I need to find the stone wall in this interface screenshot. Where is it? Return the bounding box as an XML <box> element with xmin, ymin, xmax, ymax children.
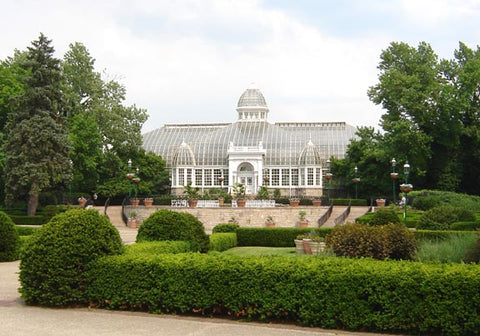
<box><xmin>124</xmin><ymin>205</ymin><xmax>329</xmax><ymax>233</ymax></box>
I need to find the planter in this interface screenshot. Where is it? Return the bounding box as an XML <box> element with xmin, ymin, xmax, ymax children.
<box><xmin>237</xmin><ymin>199</ymin><xmax>246</xmax><ymax>208</ymax></box>
<box><xmin>290</xmin><ymin>199</ymin><xmax>300</xmax><ymax>207</ymax></box>
<box><xmin>265</xmin><ymin>222</ymin><xmax>276</xmax><ymax>227</ymax></box>
<box><xmin>188</xmin><ymin>199</ymin><xmax>198</xmax><ymax>208</ymax></box>
<box><xmin>303</xmin><ymin>239</ymin><xmax>312</xmax><ymax>254</ymax></box>
<box><xmin>78</xmin><ymin>199</ymin><xmax>87</xmax><ymax>208</ymax></box>
<box><xmin>128</xmin><ymin>218</ymin><xmax>138</xmax><ymax>228</ymax></box>
<box><xmin>310</xmin><ymin>241</ymin><xmax>326</xmax><ymax>255</ymax></box>
<box><xmin>312</xmin><ymin>200</ymin><xmax>322</xmax><ymax>207</ymax></box>
<box><xmin>299</xmin><ymin>220</ymin><xmax>309</xmax><ymax>228</ymax></box>
<box><xmin>294</xmin><ymin>239</ymin><xmax>305</xmax><ymax>255</ymax></box>
<box><xmin>143</xmin><ymin>199</ymin><xmax>153</xmax><ymax>207</ymax></box>
<box><xmin>130</xmin><ymin>199</ymin><xmax>140</xmax><ymax>206</ymax></box>
<box><xmin>218</xmin><ymin>197</ymin><xmax>224</xmax><ymax>206</ymax></box>
<box><xmin>376</xmin><ymin>199</ymin><xmax>386</xmax><ymax>207</ymax></box>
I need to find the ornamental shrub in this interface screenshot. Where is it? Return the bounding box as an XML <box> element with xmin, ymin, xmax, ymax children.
<box><xmin>209</xmin><ymin>233</ymin><xmax>237</xmax><ymax>251</ymax></box>
<box><xmin>0</xmin><ymin>211</ymin><xmax>20</xmax><ymax>261</ymax></box>
<box><xmin>368</xmin><ymin>207</ymin><xmax>401</xmax><ymax>226</ymax></box>
<box><xmin>450</xmin><ymin>221</ymin><xmax>480</xmax><ymax>231</ymax></box>
<box><xmin>19</xmin><ymin>209</ymin><xmax>123</xmax><ymax>306</ymax></box>
<box><xmin>236</xmin><ymin>227</ymin><xmax>332</xmax><ymax>247</ymax></box>
<box><xmin>412</xmin><ymin>195</ymin><xmax>442</xmax><ymax>210</ymax></box>
<box><xmin>212</xmin><ymin>223</ymin><xmax>240</xmax><ymax>233</ymax></box>
<box><xmin>137</xmin><ymin>209</ymin><xmax>209</xmax><ymax>252</ymax></box>
<box><xmin>125</xmin><ymin>241</ymin><xmax>192</xmax><ymax>255</ymax></box>
<box><xmin>325</xmin><ymin>223</ymin><xmax>416</xmax><ymax>260</ymax></box>
<box><xmin>418</xmin><ymin>206</ymin><xmax>475</xmax><ymax>230</ymax></box>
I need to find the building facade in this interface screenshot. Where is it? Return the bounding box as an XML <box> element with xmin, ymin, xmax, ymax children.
<box><xmin>142</xmin><ymin>84</ymin><xmax>358</xmax><ymax>197</ymax></box>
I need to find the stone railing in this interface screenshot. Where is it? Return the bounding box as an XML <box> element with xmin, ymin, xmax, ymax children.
<box><xmin>232</xmin><ymin>200</ymin><xmax>276</xmax><ymax>208</ymax></box>
<box><xmin>171</xmin><ymin>200</ymin><xmax>188</xmax><ymax>207</ymax></box>
<box><xmin>197</xmin><ymin>200</ymin><xmax>220</xmax><ymax>208</ymax></box>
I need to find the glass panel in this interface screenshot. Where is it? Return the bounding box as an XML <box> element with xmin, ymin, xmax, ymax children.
<box><xmin>307</xmin><ymin>168</ymin><xmax>314</xmax><ymax>186</ymax></box>
<box><xmin>292</xmin><ymin>169</ymin><xmax>299</xmax><ymax>186</ymax></box>
<box><xmin>214</xmin><ymin>169</ymin><xmax>222</xmax><ymax>186</ymax></box>
<box><xmin>204</xmin><ymin>169</ymin><xmax>212</xmax><ymax>186</ymax></box>
<box><xmin>195</xmin><ymin>169</ymin><xmax>202</xmax><ymax>186</ymax></box>
<box><xmin>272</xmin><ymin>169</ymin><xmax>280</xmax><ymax>186</ymax></box>
<box><xmin>282</xmin><ymin>168</ymin><xmax>290</xmax><ymax>186</ymax></box>
<box><xmin>186</xmin><ymin>169</ymin><xmax>192</xmax><ymax>186</ymax></box>
<box><xmin>178</xmin><ymin>169</ymin><xmax>185</xmax><ymax>186</ymax></box>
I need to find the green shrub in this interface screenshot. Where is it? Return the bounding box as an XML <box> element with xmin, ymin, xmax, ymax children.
<box><xmin>464</xmin><ymin>236</ymin><xmax>480</xmax><ymax>263</ymax></box>
<box><xmin>332</xmin><ymin>198</ymin><xmax>368</xmax><ymax>206</ymax></box>
<box><xmin>19</xmin><ymin>209</ymin><xmax>123</xmax><ymax>306</ymax></box>
<box><xmin>410</xmin><ymin>189</ymin><xmax>480</xmax><ymax>212</ymax></box>
<box><xmin>125</xmin><ymin>241</ymin><xmax>192</xmax><ymax>255</ymax></box>
<box><xmin>412</xmin><ymin>195</ymin><xmax>442</xmax><ymax>210</ymax></box>
<box><xmin>87</xmin><ymin>253</ymin><xmax>480</xmax><ymax>335</ymax></box>
<box><xmin>418</xmin><ymin>206</ymin><xmax>476</xmax><ymax>230</ymax></box>
<box><xmin>0</xmin><ymin>211</ymin><xmax>20</xmax><ymax>261</ymax></box>
<box><xmin>8</xmin><ymin>215</ymin><xmax>47</xmax><ymax>225</ymax></box>
<box><xmin>40</xmin><ymin>204</ymin><xmax>72</xmax><ymax>219</ymax></box>
<box><xmin>415</xmin><ymin>232</ymin><xmax>479</xmax><ymax>263</ymax></box>
<box><xmin>450</xmin><ymin>221</ymin><xmax>480</xmax><ymax>231</ymax></box>
<box><xmin>209</xmin><ymin>233</ymin><xmax>237</xmax><ymax>252</ymax></box>
<box><xmin>137</xmin><ymin>209</ymin><xmax>209</xmax><ymax>253</ymax></box>
<box><xmin>212</xmin><ymin>223</ymin><xmax>240</xmax><ymax>233</ymax></box>
<box><xmin>15</xmin><ymin>226</ymin><xmax>40</xmax><ymax>236</ymax></box>
<box><xmin>325</xmin><ymin>223</ymin><xmax>416</xmax><ymax>260</ymax></box>
<box><xmin>299</xmin><ymin>198</ymin><xmax>313</xmax><ymax>206</ymax></box>
<box><xmin>368</xmin><ymin>207</ymin><xmax>401</xmax><ymax>226</ymax></box>
<box><xmin>413</xmin><ymin>230</ymin><xmax>477</xmax><ymax>242</ymax></box>
<box><xmin>236</xmin><ymin>228</ymin><xmax>333</xmax><ymax>247</ymax></box>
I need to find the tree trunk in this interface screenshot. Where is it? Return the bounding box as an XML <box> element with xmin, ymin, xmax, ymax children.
<box><xmin>27</xmin><ymin>192</ymin><xmax>39</xmax><ymax>216</ymax></box>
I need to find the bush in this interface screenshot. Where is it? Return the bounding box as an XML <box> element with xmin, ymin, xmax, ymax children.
<box><xmin>450</xmin><ymin>221</ymin><xmax>480</xmax><ymax>231</ymax></box>
<box><xmin>325</xmin><ymin>223</ymin><xmax>416</xmax><ymax>260</ymax></box>
<box><xmin>332</xmin><ymin>198</ymin><xmax>368</xmax><ymax>206</ymax></box>
<box><xmin>8</xmin><ymin>215</ymin><xmax>47</xmax><ymax>225</ymax></box>
<box><xmin>137</xmin><ymin>209</ymin><xmax>209</xmax><ymax>253</ymax></box>
<box><xmin>87</xmin><ymin>253</ymin><xmax>480</xmax><ymax>335</ymax></box>
<box><xmin>212</xmin><ymin>223</ymin><xmax>240</xmax><ymax>233</ymax></box>
<box><xmin>410</xmin><ymin>189</ymin><xmax>480</xmax><ymax>212</ymax></box>
<box><xmin>125</xmin><ymin>241</ymin><xmax>192</xmax><ymax>255</ymax></box>
<box><xmin>0</xmin><ymin>211</ymin><xmax>20</xmax><ymax>261</ymax></box>
<box><xmin>19</xmin><ymin>209</ymin><xmax>123</xmax><ymax>306</ymax></box>
<box><xmin>236</xmin><ymin>228</ymin><xmax>333</xmax><ymax>247</ymax></box>
<box><xmin>15</xmin><ymin>226</ymin><xmax>40</xmax><ymax>236</ymax></box>
<box><xmin>368</xmin><ymin>207</ymin><xmax>401</xmax><ymax>226</ymax></box>
<box><xmin>415</xmin><ymin>232</ymin><xmax>479</xmax><ymax>264</ymax></box>
<box><xmin>464</xmin><ymin>236</ymin><xmax>480</xmax><ymax>263</ymax></box>
<box><xmin>209</xmin><ymin>233</ymin><xmax>237</xmax><ymax>252</ymax></box>
<box><xmin>413</xmin><ymin>230</ymin><xmax>477</xmax><ymax>242</ymax></box>
<box><xmin>418</xmin><ymin>206</ymin><xmax>476</xmax><ymax>230</ymax></box>
<box><xmin>412</xmin><ymin>195</ymin><xmax>442</xmax><ymax>210</ymax></box>
<box><xmin>40</xmin><ymin>204</ymin><xmax>72</xmax><ymax>220</ymax></box>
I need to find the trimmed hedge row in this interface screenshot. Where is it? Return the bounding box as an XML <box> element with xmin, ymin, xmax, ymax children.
<box><xmin>124</xmin><ymin>241</ymin><xmax>192</xmax><ymax>255</ymax></box>
<box><xmin>9</xmin><ymin>215</ymin><xmax>48</xmax><ymax>225</ymax></box>
<box><xmin>450</xmin><ymin>221</ymin><xmax>480</xmax><ymax>231</ymax></box>
<box><xmin>15</xmin><ymin>226</ymin><xmax>41</xmax><ymax>236</ymax></box>
<box><xmin>209</xmin><ymin>233</ymin><xmax>237</xmax><ymax>252</ymax></box>
<box><xmin>87</xmin><ymin>254</ymin><xmax>480</xmax><ymax>335</ymax></box>
<box><xmin>236</xmin><ymin>228</ymin><xmax>333</xmax><ymax>247</ymax></box>
<box><xmin>413</xmin><ymin>230</ymin><xmax>479</xmax><ymax>241</ymax></box>
<box><xmin>332</xmin><ymin>198</ymin><xmax>368</xmax><ymax>206</ymax></box>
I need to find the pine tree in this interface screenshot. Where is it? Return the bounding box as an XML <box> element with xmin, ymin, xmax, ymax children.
<box><xmin>3</xmin><ymin>33</ymin><xmax>71</xmax><ymax>215</ymax></box>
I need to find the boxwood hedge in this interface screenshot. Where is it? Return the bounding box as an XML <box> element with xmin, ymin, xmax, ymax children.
<box><xmin>236</xmin><ymin>228</ymin><xmax>333</xmax><ymax>247</ymax></box>
<box><xmin>87</xmin><ymin>253</ymin><xmax>480</xmax><ymax>336</ymax></box>
<box><xmin>209</xmin><ymin>233</ymin><xmax>237</xmax><ymax>252</ymax></box>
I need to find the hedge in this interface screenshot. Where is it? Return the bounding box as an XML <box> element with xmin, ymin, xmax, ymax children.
<box><xmin>450</xmin><ymin>221</ymin><xmax>480</xmax><ymax>231</ymax></box>
<box><xmin>413</xmin><ymin>230</ymin><xmax>479</xmax><ymax>242</ymax></box>
<box><xmin>87</xmin><ymin>254</ymin><xmax>480</xmax><ymax>335</ymax></box>
<box><xmin>15</xmin><ymin>226</ymin><xmax>40</xmax><ymax>236</ymax></box>
<box><xmin>332</xmin><ymin>198</ymin><xmax>368</xmax><ymax>206</ymax></box>
<box><xmin>209</xmin><ymin>233</ymin><xmax>237</xmax><ymax>252</ymax></box>
<box><xmin>125</xmin><ymin>241</ymin><xmax>192</xmax><ymax>255</ymax></box>
<box><xmin>236</xmin><ymin>228</ymin><xmax>333</xmax><ymax>247</ymax></box>
<box><xmin>9</xmin><ymin>215</ymin><xmax>47</xmax><ymax>225</ymax></box>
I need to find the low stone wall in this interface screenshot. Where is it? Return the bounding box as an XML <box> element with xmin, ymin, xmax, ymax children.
<box><xmin>124</xmin><ymin>206</ymin><xmax>330</xmax><ymax>233</ymax></box>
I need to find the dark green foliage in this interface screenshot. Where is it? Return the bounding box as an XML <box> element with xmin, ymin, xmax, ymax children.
<box><xmin>19</xmin><ymin>209</ymin><xmax>123</xmax><ymax>306</ymax></box>
<box><xmin>332</xmin><ymin>198</ymin><xmax>368</xmax><ymax>206</ymax></box>
<box><xmin>8</xmin><ymin>215</ymin><xmax>47</xmax><ymax>225</ymax></box>
<box><xmin>464</xmin><ymin>237</ymin><xmax>480</xmax><ymax>263</ymax></box>
<box><xmin>0</xmin><ymin>211</ymin><xmax>20</xmax><ymax>261</ymax></box>
<box><xmin>412</xmin><ymin>195</ymin><xmax>442</xmax><ymax>210</ymax></box>
<box><xmin>299</xmin><ymin>198</ymin><xmax>313</xmax><ymax>206</ymax></box>
<box><xmin>125</xmin><ymin>241</ymin><xmax>192</xmax><ymax>255</ymax></box>
<box><xmin>87</xmin><ymin>253</ymin><xmax>480</xmax><ymax>336</ymax></box>
<box><xmin>236</xmin><ymin>228</ymin><xmax>333</xmax><ymax>247</ymax></box>
<box><xmin>413</xmin><ymin>230</ymin><xmax>478</xmax><ymax>242</ymax></box>
<box><xmin>418</xmin><ymin>206</ymin><xmax>476</xmax><ymax>230</ymax></box>
<box><xmin>325</xmin><ymin>223</ymin><xmax>416</xmax><ymax>260</ymax></box>
<box><xmin>368</xmin><ymin>207</ymin><xmax>401</xmax><ymax>226</ymax></box>
<box><xmin>450</xmin><ymin>221</ymin><xmax>480</xmax><ymax>231</ymax></box>
<box><xmin>136</xmin><ymin>209</ymin><xmax>209</xmax><ymax>253</ymax></box>
<box><xmin>212</xmin><ymin>223</ymin><xmax>240</xmax><ymax>233</ymax></box>
<box><xmin>209</xmin><ymin>233</ymin><xmax>237</xmax><ymax>252</ymax></box>
<box><xmin>15</xmin><ymin>226</ymin><xmax>40</xmax><ymax>236</ymax></box>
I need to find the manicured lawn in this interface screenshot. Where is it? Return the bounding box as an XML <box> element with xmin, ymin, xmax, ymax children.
<box><xmin>222</xmin><ymin>246</ymin><xmax>296</xmax><ymax>256</ymax></box>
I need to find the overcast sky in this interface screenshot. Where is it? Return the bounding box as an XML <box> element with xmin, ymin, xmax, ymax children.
<box><xmin>2</xmin><ymin>0</ymin><xmax>480</xmax><ymax>133</ymax></box>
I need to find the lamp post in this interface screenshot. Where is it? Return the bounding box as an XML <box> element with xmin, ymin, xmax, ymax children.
<box><xmin>399</xmin><ymin>162</ymin><xmax>413</xmax><ymax>227</ymax></box>
<box><xmin>325</xmin><ymin>159</ymin><xmax>333</xmax><ymax>202</ymax></box>
<box><xmin>126</xmin><ymin>159</ymin><xmax>134</xmax><ymax>198</ymax></box>
<box><xmin>68</xmin><ymin>159</ymin><xmax>73</xmax><ymax>204</ymax></box>
<box><xmin>352</xmin><ymin>166</ymin><xmax>360</xmax><ymax>199</ymax></box>
<box><xmin>132</xmin><ymin>167</ymin><xmax>141</xmax><ymax>199</ymax></box>
<box><xmin>390</xmin><ymin>158</ymin><xmax>399</xmax><ymax>204</ymax></box>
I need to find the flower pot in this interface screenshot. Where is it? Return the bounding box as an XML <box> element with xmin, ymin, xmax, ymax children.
<box><xmin>294</xmin><ymin>239</ymin><xmax>305</xmax><ymax>255</ymax></box>
<box><xmin>237</xmin><ymin>199</ymin><xmax>246</xmax><ymax>207</ymax></box>
<box><xmin>78</xmin><ymin>199</ymin><xmax>87</xmax><ymax>208</ymax></box>
<box><xmin>299</xmin><ymin>220</ymin><xmax>309</xmax><ymax>228</ymax></box>
<box><xmin>303</xmin><ymin>239</ymin><xmax>312</xmax><ymax>254</ymax></box>
<box><xmin>130</xmin><ymin>199</ymin><xmax>140</xmax><ymax>206</ymax></box>
<box><xmin>309</xmin><ymin>242</ymin><xmax>326</xmax><ymax>255</ymax></box>
<box><xmin>290</xmin><ymin>199</ymin><xmax>300</xmax><ymax>207</ymax></box>
<box><xmin>143</xmin><ymin>199</ymin><xmax>153</xmax><ymax>207</ymax></box>
<box><xmin>376</xmin><ymin>199</ymin><xmax>386</xmax><ymax>207</ymax></box>
<box><xmin>312</xmin><ymin>200</ymin><xmax>322</xmax><ymax>207</ymax></box>
<box><xmin>218</xmin><ymin>197</ymin><xmax>224</xmax><ymax>206</ymax></box>
<box><xmin>265</xmin><ymin>222</ymin><xmax>275</xmax><ymax>227</ymax></box>
<box><xmin>128</xmin><ymin>218</ymin><xmax>137</xmax><ymax>228</ymax></box>
<box><xmin>188</xmin><ymin>199</ymin><xmax>198</xmax><ymax>208</ymax></box>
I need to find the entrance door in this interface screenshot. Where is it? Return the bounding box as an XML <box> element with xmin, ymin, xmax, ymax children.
<box><xmin>237</xmin><ymin>162</ymin><xmax>255</xmax><ymax>195</ymax></box>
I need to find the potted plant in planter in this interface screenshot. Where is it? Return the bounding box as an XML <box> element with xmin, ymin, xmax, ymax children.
<box><xmin>298</xmin><ymin>210</ymin><xmax>309</xmax><ymax>227</ymax></box>
<box><xmin>265</xmin><ymin>215</ymin><xmax>275</xmax><ymax>227</ymax></box>
<box><xmin>290</xmin><ymin>198</ymin><xmax>300</xmax><ymax>207</ymax></box>
<box><xmin>78</xmin><ymin>196</ymin><xmax>87</xmax><ymax>208</ymax></box>
<box><xmin>128</xmin><ymin>211</ymin><xmax>138</xmax><ymax>228</ymax></box>
<box><xmin>312</xmin><ymin>198</ymin><xmax>322</xmax><ymax>207</ymax></box>
<box><xmin>143</xmin><ymin>197</ymin><xmax>153</xmax><ymax>207</ymax></box>
<box><xmin>228</xmin><ymin>217</ymin><xmax>238</xmax><ymax>225</ymax></box>
<box><xmin>294</xmin><ymin>233</ymin><xmax>306</xmax><ymax>255</ymax></box>
<box><xmin>184</xmin><ymin>185</ymin><xmax>200</xmax><ymax>207</ymax></box>
<box><xmin>308</xmin><ymin>231</ymin><xmax>325</xmax><ymax>255</ymax></box>
<box><xmin>376</xmin><ymin>198</ymin><xmax>386</xmax><ymax>207</ymax></box>
<box><xmin>233</xmin><ymin>183</ymin><xmax>246</xmax><ymax>207</ymax></box>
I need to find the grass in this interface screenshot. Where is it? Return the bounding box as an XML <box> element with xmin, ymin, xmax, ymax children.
<box><xmin>222</xmin><ymin>246</ymin><xmax>296</xmax><ymax>256</ymax></box>
<box><xmin>414</xmin><ymin>232</ymin><xmax>478</xmax><ymax>263</ymax></box>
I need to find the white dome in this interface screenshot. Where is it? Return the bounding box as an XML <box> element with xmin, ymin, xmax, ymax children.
<box><xmin>236</xmin><ymin>83</ymin><xmax>269</xmax><ymax>121</ymax></box>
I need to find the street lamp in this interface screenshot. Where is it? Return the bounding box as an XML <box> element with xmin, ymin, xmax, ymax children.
<box><xmin>399</xmin><ymin>162</ymin><xmax>413</xmax><ymax>227</ymax></box>
<box><xmin>132</xmin><ymin>167</ymin><xmax>141</xmax><ymax>199</ymax></box>
<box><xmin>68</xmin><ymin>159</ymin><xmax>73</xmax><ymax>204</ymax></box>
<box><xmin>126</xmin><ymin>159</ymin><xmax>134</xmax><ymax>198</ymax></box>
<box><xmin>352</xmin><ymin>166</ymin><xmax>360</xmax><ymax>199</ymax></box>
<box><xmin>390</xmin><ymin>158</ymin><xmax>399</xmax><ymax>204</ymax></box>
<box><xmin>325</xmin><ymin>159</ymin><xmax>333</xmax><ymax>202</ymax></box>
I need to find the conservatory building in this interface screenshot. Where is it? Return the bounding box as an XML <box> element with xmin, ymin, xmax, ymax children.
<box><xmin>142</xmin><ymin>84</ymin><xmax>358</xmax><ymax>197</ymax></box>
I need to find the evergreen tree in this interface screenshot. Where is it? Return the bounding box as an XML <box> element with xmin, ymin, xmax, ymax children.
<box><xmin>3</xmin><ymin>33</ymin><xmax>71</xmax><ymax>215</ymax></box>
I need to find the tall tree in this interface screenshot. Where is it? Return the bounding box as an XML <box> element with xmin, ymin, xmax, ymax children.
<box><xmin>3</xmin><ymin>33</ymin><xmax>70</xmax><ymax>214</ymax></box>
